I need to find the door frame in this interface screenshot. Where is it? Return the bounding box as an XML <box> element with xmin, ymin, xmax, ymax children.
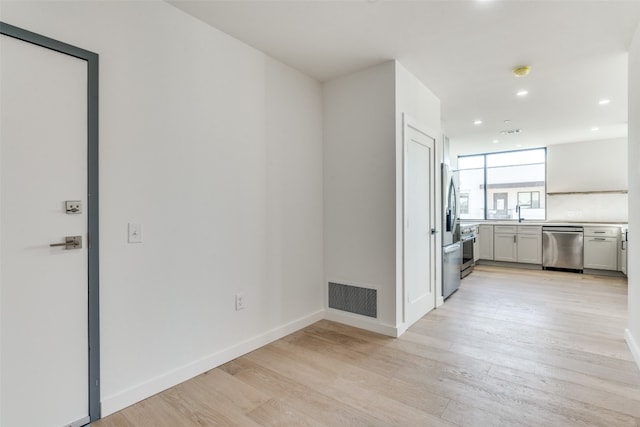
<box><xmin>0</xmin><ymin>22</ymin><xmax>101</xmax><ymax>421</ymax></box>
<box><xmin>402</xmin><ymin>113</ymin><xmax>437</xmax><ymax>325</ymax></box>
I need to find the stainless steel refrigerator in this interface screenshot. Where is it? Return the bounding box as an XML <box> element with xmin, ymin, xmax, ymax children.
<box><xmin>442</xmin><ymin>163</ymin><xmax>461</xmax><ymax>299</ymax></box>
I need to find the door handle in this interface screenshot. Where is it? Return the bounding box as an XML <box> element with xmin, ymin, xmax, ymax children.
<box><xmin>50</xmin><ymin>235</ymin><xmax>82</xmax><ymax>249</ymax></box>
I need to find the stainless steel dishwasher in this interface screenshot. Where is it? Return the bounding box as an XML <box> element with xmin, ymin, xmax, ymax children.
<box><xmin>542</xmin><ymin>226</ymin><xmax>584</xmax><ymax>271</ymax></box>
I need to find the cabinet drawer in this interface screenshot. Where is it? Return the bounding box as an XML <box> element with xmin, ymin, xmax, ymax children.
<box><xmin>494</xmin><ymin>225</ymin><xmax>517</xmax><ymax>234</ymax></box>
<box><xmin>517</xmin><ymin>226</ymin><xmax>542</xmax><ymax>235</ymax></box>
<box><xmin>584</xmin><ymin>227</ymin><xmax>618</xmax><ymax>237</ymax></box>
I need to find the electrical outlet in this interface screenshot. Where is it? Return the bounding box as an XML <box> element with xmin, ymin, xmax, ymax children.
<box><xmin>235</xmin><ymin>293</ymin><xmax>245</xmax><ymax>311</ymax></box>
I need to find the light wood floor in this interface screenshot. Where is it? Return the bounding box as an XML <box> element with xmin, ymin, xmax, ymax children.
<box><xmin>93</xmin><ymin>265</ymin><xmax>639</xmax><ymax>426</ymax></box>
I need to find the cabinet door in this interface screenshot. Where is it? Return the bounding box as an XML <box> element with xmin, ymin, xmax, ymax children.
<box><xmin>517</xmin><ymin>233</ymin><xmax>542</xmax><ymax>264</ymax></box>
<box><xmin>478</xmin><ymin>225</ymin><xmax>494</xmax><ymax>260</ymax></box>
<box><xmin>494</xmin><ymin>233</ymin><xmax>517</xmax><ymax>262</ymax></box>
<box><xmin>584</xmin><ymin>237</ymin><xmax>618</xmax><ymax>270</ymax></box>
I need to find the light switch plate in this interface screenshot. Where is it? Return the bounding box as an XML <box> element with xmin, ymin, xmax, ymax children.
<box><xmin>128</xmin><ymin>223</ymin><xmax>142</xmax><ymax>243</ymax></box>
<box><xmin>235</xmin><ymin>293</ymin><xmax>245</xmax><ymax>311</ymax></box>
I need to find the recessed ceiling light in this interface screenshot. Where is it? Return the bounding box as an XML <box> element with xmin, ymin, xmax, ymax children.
<box><xmin>516</xmin><ymin>144</ymin><xmax>522</xmax><ymax>148</ymax></box>
<box><xmin>474</xmin><ymin>120</ymin><xmax>483</xmax><ymax>125</ymax></box>
<box><xmin>598</xmin><ymin>99</ymin><xmax>611</xmax><ymax>105</ymax></box>
<box><xmin>504</xmin><ymin>119</ymin><xmax>512</xmax><ymax>124</ymax></box>
<box><xmin>493</xmin><ymin>139</ymin><xmax>499</xmax><ymax>144</ymax></box>
<box><xmin>516</xmin><ymin>90</ymin><xmax>529</xmax><ymax>97</ymax></box>
<box><xmin>591</xmin><ymin>127</ymin><xmax>599</xmax><ymax>131</ymax></box>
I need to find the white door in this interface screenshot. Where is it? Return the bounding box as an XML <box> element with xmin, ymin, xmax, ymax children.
<box><xmin>403</xmin><ymin>116</ymin><xmax>436</xmax><ymax>325</ymax></box>
<box><xmin>1</xmin><ymin>34</ymin><xmax>90</xmax><ymax>427</ymax></box>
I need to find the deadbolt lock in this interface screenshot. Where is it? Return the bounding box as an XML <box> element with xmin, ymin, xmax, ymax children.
<box><xmin>65</xmin><ymin>200</ymin><xmax>82</xmax><ymax>214</ymax></box>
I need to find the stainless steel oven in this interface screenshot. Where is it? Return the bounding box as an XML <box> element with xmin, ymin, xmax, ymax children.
<box><xmin>460</xmin><ymin>224</ymin><xmax>477</xmax><ymax>278</ymax></box>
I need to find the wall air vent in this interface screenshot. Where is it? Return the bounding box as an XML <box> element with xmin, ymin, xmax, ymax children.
<box><xmin>500</xmin><ymin>129</ymin><xmax>522</xmax><ymax>135</ymax></box>
<box><xmin>328</xmin><ymin>282</ymin><xmax>377</xmax><ymax>318</ymax></box>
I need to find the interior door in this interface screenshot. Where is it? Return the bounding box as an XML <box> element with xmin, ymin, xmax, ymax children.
<box><xmin>0</xmin><ymin>33</ymin><xmax>90</xmax><ymax>427</ymax></box>
<box><xmin>403</xmin><ymin>117</ymin><xmax>436</xmax><ymax>325</ymax></box>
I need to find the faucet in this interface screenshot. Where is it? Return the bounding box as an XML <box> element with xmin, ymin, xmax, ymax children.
<box><xmin>516</xmin><ymin>204</ymin><xmax>529</xmax><ymax>222</ymax></box>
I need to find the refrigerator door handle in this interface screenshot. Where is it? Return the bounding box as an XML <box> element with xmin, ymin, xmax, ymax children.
<box><xmin>444</xmin><ymin>243</ymin><xmax>461</xmax><ymax>254</ymax></box>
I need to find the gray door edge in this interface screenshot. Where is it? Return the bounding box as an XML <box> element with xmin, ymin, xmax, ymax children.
<box><xmin>0</xmin><ymin>22</ymin><xmax>101</xmax><ymax>422</ymax></box>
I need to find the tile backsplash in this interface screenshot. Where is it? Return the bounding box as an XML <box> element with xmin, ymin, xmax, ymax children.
<box><xmin>547</xmin><ymin>193</ymin><xmax>628</xmax><ymax>223</ymax></box>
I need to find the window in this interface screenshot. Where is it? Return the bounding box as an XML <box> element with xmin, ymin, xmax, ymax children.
<box><xmin>517</xmin><ymin>191</ymin><xmax>540</xmax><ymax>209</ymax></box>
<box><xmin>458</xmin><ymin>155</ymin><xmax>485</xmax><ymax>220</ymax></box>
<box><xmin>460</xmin><ymin>193</ymin><xmax>469</xmax><ymax>214</ymax></box>
<box><xmin>458</xmin><ymin>148</ymin><xmax>546</xmax><ymax>221</ymax></box>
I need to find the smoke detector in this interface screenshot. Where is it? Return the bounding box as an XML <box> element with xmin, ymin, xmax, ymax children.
<box><xmin>512</xmin><ymin>66</ymin><xmax>531</xmax><ymax>77</ymax></box>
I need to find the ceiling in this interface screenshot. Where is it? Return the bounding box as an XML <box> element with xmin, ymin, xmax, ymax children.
<box><xmin>168</xmin><ymin>0</ymin><xmax>640</xmax><ymax>154</ymax></box>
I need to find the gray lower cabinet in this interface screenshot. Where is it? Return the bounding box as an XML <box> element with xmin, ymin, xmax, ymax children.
<box><xmin>516</xmin><ymin>226</ymin><xmax>542</xmax><ymax>264</ymax></box>
<box><xmin>477</xmin><ymin>224</ymin><xmax>623</xmax><ymax>271</ymax></box>
<box><xmin>584</xmin><ymin>227</ymin><xmax>618</xmax><ymax>271</ymax></box>
<box><xmin>478</xmin><ymin>224</ymin><xmax>494</xmax><ymax>260</ymax></box>
<box><xmin>494</xmin><ymin>226</ymin><xmax>517</xmax><ymax>262</ymax></box>
<box><xmin>494</xmin><ymin>225</ymin><xmax>542</xmax><ymax>264</ymax></box>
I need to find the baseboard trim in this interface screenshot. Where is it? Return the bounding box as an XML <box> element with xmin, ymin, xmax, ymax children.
<box><xmin>100</xmin><ymin>309</ymin><xmax>324</xmax><ymax>417</ymax></box>
<box><xmin>625</xmin><ymin>328</ymin><xmax>640</xmax><ymax>371</ymax></box>
<box><xmin>324</xmin><ymin>308</ymin><xmax>399</xmax><ymax>337</ymax></box>
<box><xmin>583</xmin><ymin>268</ymin><xmax>626</xmax><ymax>278</ymax></box>
<box><xmin>476</xmin><ymin>260</ymin><xmax>543</xmax><ymax>270</ymax></box>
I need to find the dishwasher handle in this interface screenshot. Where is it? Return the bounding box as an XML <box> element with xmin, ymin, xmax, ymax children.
<box><xmin>542</xmin><ymin>227</ymin><xmax>584</xmax><ymax>233</ymax></box>
<box><xmin>543</xmin><ymin>230</ymin><xmax>584</xmax><ymax>236</ymax></box>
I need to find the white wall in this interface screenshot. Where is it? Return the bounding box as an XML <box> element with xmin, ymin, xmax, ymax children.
<box><xmin>0</xmin><ymin>0</ymin><xmax>324</xmax><ymax>416</ymax></box>
<box><xmin>394</xmin><ymin>62</ymin><xmax>443</xmax><ymax>328</ymax></box>
<box><xmin>547</xmin><ymin>193</ymin><xmax>628</xmax><ymax>223</ymax></box>
<box><xmin>323</xmin><ymin>61</ymin><xmax>441</xmax><ymax>336</ymax></box>
<box><xmin>323</xmin><ymin>61</ymin><xmax>397</xmax><ymax>334</ymax></box>
<box><xmin>626</xmin><ymin>22</ymin><xmax>640</xmax><ymax>369</ymax></box>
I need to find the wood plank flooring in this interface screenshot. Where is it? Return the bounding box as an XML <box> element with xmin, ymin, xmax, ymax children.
<box><xmin>92</xmin><ymin>266</ymin><xmax>638</xmax><ymax>426</ymax></box>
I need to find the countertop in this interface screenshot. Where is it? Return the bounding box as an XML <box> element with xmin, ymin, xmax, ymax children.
<box><xmin>462</xmin><ymin>221</ymin><xmax>628</xmax><ymax>228</ymax></box>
